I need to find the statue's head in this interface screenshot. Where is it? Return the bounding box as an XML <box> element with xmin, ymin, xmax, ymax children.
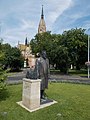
<box><xmin>36</xmin><ymin>52</ymin><xmax>40</xmax><ymax>58</ymax></box>
<box><xmin>41</xmin><ymin>50</ymin><xmax>47</xmax><ymax>59</ymax></box>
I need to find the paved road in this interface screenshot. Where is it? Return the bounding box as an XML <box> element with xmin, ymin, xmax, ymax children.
<box><xmin>6</xmin><ymin>69</ymin><xmax>26</xmax><ymax>84</ymax></box>
<box><xmin>50</xmin><ymin>74</ymin><xmax>90</xmax><ymax>84</ymax></box>
<box><xmin>6</xmin><ymin>69</ymin><xmax>90</xmax><ymax>84</ymax></box>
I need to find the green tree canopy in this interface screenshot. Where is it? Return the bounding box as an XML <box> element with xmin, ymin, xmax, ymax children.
<box><xmin>1</xmin><ymin>44</ymin><xmax>24</xmax><ymax>71</ymax></box>
<box><xmin>62</xmin><ymin>28</ymin><xmax>87</xmax><ymax>69</ymax></box>
<box><xmin>30</xmin><ymin>28</ymin><xmax>88</xmax><ymax>73</ymax></box>
<box><xmin>0</xmin><ymin>40</ymin><xmax>6</xmax><ymax>90</ymax></box>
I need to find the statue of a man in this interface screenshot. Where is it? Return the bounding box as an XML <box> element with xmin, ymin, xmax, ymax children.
<box><xmin>26</xmin><ymin>51</ymin><xmax>50</xmax><ymax>99</ymax></box>
<box><xmin>37</xmin><ymin>51</ymin><xmax>50</xmax><ymax>99</ymax></box>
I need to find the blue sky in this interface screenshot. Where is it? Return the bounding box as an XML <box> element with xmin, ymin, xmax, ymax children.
<box><xmin>0</xmin><ymin>0</ymin><xmax>90</xmax><ymax>46</ymax></box>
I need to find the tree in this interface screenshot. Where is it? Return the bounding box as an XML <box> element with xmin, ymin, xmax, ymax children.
<box><xmin>30</xmin><ymin>31</ymin><xmax>52</xmax><ymax>53</ymax></box>
<box><xmin>0</xmin><ymin>41</ymin><xmax>6</xmax><ymax>90</ymax></box>
<box><xmin>30</xmin><ymin>28</ymin><xmax>87</xmax><ymax>73</ymax></box>
<box><xmin>30</xmin><ymin>32</ymin><xmax>58</xmax><ymax>64</ymax></box>
<box><xmin>2</xmin><ymin>44</ymin><xmax>24</xmax><ymax>71</ymax></box>
<box><xmin>30</xmin><ymin>32</ymin><xmax>69</xmax><ymax>73</ymax></box>
<box><xmin>51</xmin><ymin>34</ymin><xmax>70</xmax><ymax>73</ymax></box>
<box><xmin>62</xmin><ymin>28</ymin><xmax>87</xmax><ymax>70</ymax></box>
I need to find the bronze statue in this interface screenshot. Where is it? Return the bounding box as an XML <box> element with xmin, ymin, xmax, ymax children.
<box><xmin>26</xmin><ymin>51</ymin><xmax>50</xmax><ymax>99</ymax></box>
<box><xmin>37</xmin><ymin>51</ymin><xmax>50</xmax><ymax>99</ymax></box>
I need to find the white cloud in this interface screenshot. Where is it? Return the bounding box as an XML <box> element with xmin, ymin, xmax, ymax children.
<box><xmin>52</xmin><ymin>0</ymin><xmax>90</xmax><ymax>33</ymax></box>
<box><xmin>2</xmin><ymin>0</ymin><xmax>86</xmax><ymax>46</ymax></box>
<box><xmin>20</xmin><ymin>19</ymin><xmax>36</xmax><ymax>30</ymax></box>
<box><xmin>45</xmin><ymin>0</ymin><xmax>73</xmax><ymax>30</ymax></box>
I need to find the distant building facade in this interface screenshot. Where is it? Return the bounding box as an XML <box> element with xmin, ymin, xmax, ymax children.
<box><xmin>17</xmin><ymin>37</ymin><xmax>35</xmax><ymax>67</ymax></box>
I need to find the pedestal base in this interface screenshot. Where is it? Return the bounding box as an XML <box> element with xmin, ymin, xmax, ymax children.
<box><xmin>17</xmin><ymin>100</ymin><xmax>57</xmax><ymax>112</ymax></box>
<box><xmin>22</xmin><ymin>78</ymin><xmax>41</xmax><ymax>110</ymax></box>
<box><xmin>17</xmin><ymin>78</ymin><xmax>57</xmax><ymax>112</ymax></box>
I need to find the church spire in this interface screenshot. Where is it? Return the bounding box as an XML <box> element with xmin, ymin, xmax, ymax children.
<box><xmin>25</xmin><ymin>37</ymin><xmax>28</xmax><ymax>46</ymax></box>
<box><xmin>38</xmin><ymin>5</ymin><xmax>46</xmax><ymax>34</ymax></box>
<box><xmin>41</xmin><ymin>5</ymin><xmax>44</xmax><ymax>19</ymax></box>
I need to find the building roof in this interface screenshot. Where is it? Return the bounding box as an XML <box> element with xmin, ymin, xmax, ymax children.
<box><xmin>18</xmin><ymin>44</ymin><xmax>27</xmax><ymax>51</ymax></box>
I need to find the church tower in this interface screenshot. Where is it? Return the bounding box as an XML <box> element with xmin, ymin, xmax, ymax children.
<box><xmin>38</xmin><ymin>5</ymin><xmax>46</xmax><ymax>33</ymax></box>
<box><xmin>25</xmin><ymin>37</ymin><xmax>28</xmax><ymax>46</ymax></box>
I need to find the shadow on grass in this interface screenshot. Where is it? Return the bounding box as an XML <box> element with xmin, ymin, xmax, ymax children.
<box><xmin>0</xmin><ymin>89</ymin><xmax>9</xmax><ymax>101</ymax></box>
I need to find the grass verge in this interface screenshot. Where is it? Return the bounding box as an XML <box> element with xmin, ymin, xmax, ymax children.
<box><xmin>0</xmin><ymin>83</ymin><xmax>90</xmax><ymax>120</ymax></box>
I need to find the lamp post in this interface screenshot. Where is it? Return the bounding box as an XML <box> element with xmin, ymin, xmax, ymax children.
<box><xmin>85</xmin><ymin>28</ymin><xmax>90</xmax><ymax>78</ymax></box>
<box><xmin>0</xmin><ymin>22</ymin><xmax>1</xmax><ymax>39</ymax></box>
<box><xmin>88</xmin><ymin>35</ymin><xmax>90</xmax><ymax>78</ymax></box>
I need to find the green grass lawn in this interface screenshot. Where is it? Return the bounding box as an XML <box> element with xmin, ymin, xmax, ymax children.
<box><xmin>69</xmin><ymin>69</ymin><xmax>88</xmax><ymax>77</ymax></box>
<box><xmin>50</xmin><ymin>69</ymin><xmax>88</xmax><ymax>77</ymax></box>
<box><xmin>0</xmin><ymin>83</ymin><xmax>90</xmax><ymax>120</ymax></box>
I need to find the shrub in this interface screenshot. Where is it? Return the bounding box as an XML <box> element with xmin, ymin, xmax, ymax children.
<box><xmin>0</xmin><ymin>67</ymin><xmax>7</xmax><ymax>91</ymax></box>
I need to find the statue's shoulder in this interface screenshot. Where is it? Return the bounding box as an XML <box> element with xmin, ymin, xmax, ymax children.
<box><xmin>38</xmin><ymin>57</ymin><xmax>43</xmax><ymax>62</ymax></box>
<box><xmin>36</xmin><ymin>58</ymin><xmax>41</xmax><ymax>64</ymax></box>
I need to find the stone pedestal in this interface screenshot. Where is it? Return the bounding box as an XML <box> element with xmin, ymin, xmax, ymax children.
<box><xmin>22</xmin><ymin>78</ymin><xmax>41</xmax><ymax>110</ymax></box>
